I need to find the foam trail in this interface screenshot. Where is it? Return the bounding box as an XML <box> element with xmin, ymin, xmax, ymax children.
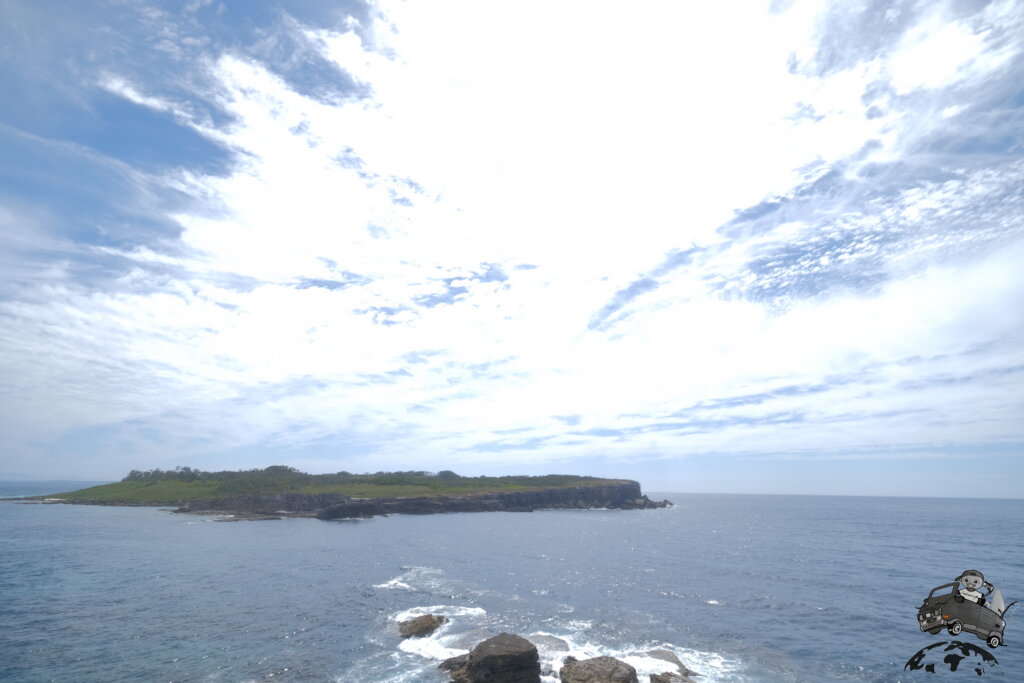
<box><xmin>374</xmin><ymin>566</ymin><xmax>443</xmax><ymax>591</ymax></box>
<box><xmin>527</xmin><ymin>628</ymin><xmax>749</xmax><ymax>682</ymax></box>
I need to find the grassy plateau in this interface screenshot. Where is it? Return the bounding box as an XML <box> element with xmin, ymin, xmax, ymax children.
<box><xmin>41</xmin><ymin>466</ymin><xmax>628</xmax><ymax>505</ymax></box>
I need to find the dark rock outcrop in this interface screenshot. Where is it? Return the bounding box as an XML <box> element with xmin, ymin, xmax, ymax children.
<box><xmin>176</xmin><ymin>492</ymin><xmax>353</xmax><ymax>515</ymax></box>
<box><xmin>646</xmin><ymin>649</ymin><xmax>701</xmax><ymax>681</ymax></box>
<box><xmin>650</xmin><ymin>674</ymin><xmax>690</xmax><ymax>683</ymax></box>
<box><xmin>651</xmin><ymin>672</ymin><xmax>703</xmax><ymax>683</ymax></box>
<box><xmin>560</xmin><ymin>655</ymin><xmax>638</xmax><ymax>683</ymax></box>
<box><xmin>317</xmin><ymin>482</ymin><xmax>670</xmax><ymax>521</ymax></box>
<box><xmin>213</xmin><ymin>514</ymin><xmax>282</xmax><ymax>522</ymax></box>
<box><xmin>398</xmin><ymin>614</ymin><xmax>447</xmax><ymax>638</ymax></box>
<box><xmin>440</xmin><ymin>632</ymin><xmax>541</xmax><ymax>682</ymax></box>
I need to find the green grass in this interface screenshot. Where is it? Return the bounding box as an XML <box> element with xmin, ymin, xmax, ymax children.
<box><xmin>296</xmin><ymin>481</ymin><xmax>609</xmax><ymax>498</ymax></box>
<box><xmin>43</xmin><ymin>468</ymin><xmax>628</xmax><ymax>505</ymax></box>
<box><xmin>47</xmin><ymin>480</ymin><xmax>221</xmax><ymax>503</ymax></box>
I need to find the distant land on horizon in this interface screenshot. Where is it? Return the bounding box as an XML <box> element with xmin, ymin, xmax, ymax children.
<box><xmin>0</xmin><ymin>473</ymin><xmax>114</xmax><ymax>483</ymax></box>
<box><xmin>0</xmin><ymin>479</ymin><xmax>113</xmax><ymax>500</ymax></box>
<box><xmin>26</xmin><ymin>466</ymin><xmax>639</xmax><ymax>506</ymax></box>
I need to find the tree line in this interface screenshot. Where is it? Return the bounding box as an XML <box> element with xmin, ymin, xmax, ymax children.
<box><xmin>119</xmin><ymin>466</ymin><xmax>606</xmax><ymax>493</ymax></box>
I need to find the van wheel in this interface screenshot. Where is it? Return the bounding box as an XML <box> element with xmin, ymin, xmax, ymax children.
<box><xmin>928</xmin><ymin>627</ymin><xmax>942</xmax><ymax>635</ymax></box>
<box><xmin>948</xmin><ymin>622</ymin><xmax>962</xmax><ymax>636</ymax></box>
<box><xmin>987</xmin><ymin>634</ymin><xmax>1001</xmax><ymax>648</ymax></box>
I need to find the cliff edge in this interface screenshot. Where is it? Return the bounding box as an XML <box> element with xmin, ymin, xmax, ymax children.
<box><xmin>173</xmin><ymin>481</ymin><xmax>670</xmax><ymax>519</ymax></box>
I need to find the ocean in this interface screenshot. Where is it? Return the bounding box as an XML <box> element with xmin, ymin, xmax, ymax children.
<box><xmin>1</xmin><ymin>485</ymin><xmax>1022</xmax><ymax>682</ymax></box>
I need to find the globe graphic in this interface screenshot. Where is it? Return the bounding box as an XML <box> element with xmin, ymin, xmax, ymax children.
<box><xmin>905</xmin><ymin>640</ymin><xmax>999</xmax><ymax>676</ymax></box>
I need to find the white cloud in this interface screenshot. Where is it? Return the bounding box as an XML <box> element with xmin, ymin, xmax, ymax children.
<box><xmin>99</xmin><ymin>75</ymin><xmax>182</xmax><ymax>115</ymax></box>
<box><xmin>888</xmin><ymin>8</ymin><xmax>1019</xmax><ymax>95</ymax></box>
<box><xmin>2</xmin><ymin>0</ymin><xmax>1023</xmax><ymax>481</ymax></box>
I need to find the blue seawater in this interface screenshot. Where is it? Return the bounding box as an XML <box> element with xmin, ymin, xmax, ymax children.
<box><xmin>1</xmin><ymin>493</ymin><xmax>1022</xmax><ymax>682</ymax></box>
<box><xmin>0</xmin><ymin>481</ymin><xmax>109</xmax><ymax>499</ymax></box>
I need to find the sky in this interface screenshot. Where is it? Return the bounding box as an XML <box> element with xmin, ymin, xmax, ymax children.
<box><xmin>1</xmin><ymin>0</ymin><xmax>1023</xmax><ymax>496</ymax></box>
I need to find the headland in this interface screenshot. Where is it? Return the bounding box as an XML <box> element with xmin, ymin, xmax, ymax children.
<box><xmin>26</xmin><ymin>466</ymin><xmax>671</xmax><ymax>520</ymax></box>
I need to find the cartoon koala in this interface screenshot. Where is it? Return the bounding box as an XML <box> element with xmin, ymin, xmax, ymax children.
<box><xmin>956</xmin><ymin>569</ymin><xmax>993</xmax><ymax>607</ymax></box>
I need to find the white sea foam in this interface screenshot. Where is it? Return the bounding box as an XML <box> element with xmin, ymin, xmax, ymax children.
<box><xmin>392</xmin><ymin>605</ymin><xmax>487</xmax><ymax>623</ymax></box>
<box><xmin>335</xmin><ymin>662</ymin><xmax>438</xmax><ymax>683</ymax></box>
<box><xmin>382</xmin><ymin>610</ymin><xmax>748</xmax><ymax>682</ymax></box>
<box><xmin>381</xmin><ymin>588</ymin><xmax>747</xmax><ymax>682</ymax></box>
<box><xmin>523</xmin><ymin>624</ymin><xmax>748</xmax><ymax>683</ymax></box>
<box><xmin>373</xmin><ymin>566</ymin><xmax>443</xmax><ymax>591</ymax></box>
<box><xmin>390</xmin><ymin>605</ymin><xmax>488</xmax><ymax>667</ymax></box>
<box><xmin>397</xmin><ymin>634</ymin><xmax>467</xmax><ymax>661</ymax></box>
<box><xmin>560</xmin><ymin>619</ymin><xmax>592</xmax><ymax>630</ymax></box>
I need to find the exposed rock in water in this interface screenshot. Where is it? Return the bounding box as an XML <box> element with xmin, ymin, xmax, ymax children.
<box><xmin>529</xmin><ymin>634</ymin><xmax>572</xmax><ymax>678</ymax></box>
<box><xmin>528</xmin><ymin>634</ymin><xmax>570</xmax><ymax>653</ymax></box>
<box><xmin>646</xmin><ymin>650</ymin><xmax>702</xmax><ymax>679</ymax></box>
<box><xmin>560</xmin><ymin>655</ymin><xmax>638</xmax><ymax>682</ymax></box>
<box><xmin>528</xmin><ymin>634</ymin><xmax>577</xmax><ymax>679</ymax></box>
<box><xmin>646</xmin><ymin>650</ymin><xmax>683</xmax><ymax>669</ymax></box>
<box><xmin>213</xmin><ymin>514</ymin><xmax>282</xmax><ymax>522</ymax></box>
<box><xmin>440</xmin><ymin>632</ymin><xmax>541</xmax><ymax>682</ymax></box>
<box><xmin>398</xmin><ymin>614</ymin><xmax>447</xmax><ymax>638</ymax></box>
<box><xmin>447</xmin><ymin>628</ymin><xmax>500</xmax><ymax>651</ymax></box>
<box><xmin>650</xmin><ymin>674</ymin><xmax>693</xmax><ymax>683</ymax></box>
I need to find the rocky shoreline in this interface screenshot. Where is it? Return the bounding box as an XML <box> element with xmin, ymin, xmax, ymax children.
<box><xmin>21</xmin><ymin>481</ymin><xmax>671</xmax><ymax>521</ymax></box>
<box><xmin>175</xmin><ymin>481</ymin><xmax>670</xmax><ymax>520</ymax></box>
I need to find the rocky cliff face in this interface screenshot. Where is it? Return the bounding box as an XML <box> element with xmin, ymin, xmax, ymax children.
<box><xmin>317</xmin><ymin>482</ymin><xmax>670</xmax><ymax>521</ymax></box>
<box><xmin>176</xmin><ymin>492</ymin><xmax>352</xmax><ymax>514</ymax></box>
<box><xmin>174</xmin><ymin>481</ymin><xmax>671</xmax><ymax>518</ymax></box>
<box><xmin>174</xmin><ymin>481</ymin><xmax>671</xmax><ymax>519</ymax></box>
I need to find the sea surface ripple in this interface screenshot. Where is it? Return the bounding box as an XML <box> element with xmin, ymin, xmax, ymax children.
<box><xmin>1</xmin><ymin>488</ymin><xmax>1022</xmax><ymax>681</ymax></box>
